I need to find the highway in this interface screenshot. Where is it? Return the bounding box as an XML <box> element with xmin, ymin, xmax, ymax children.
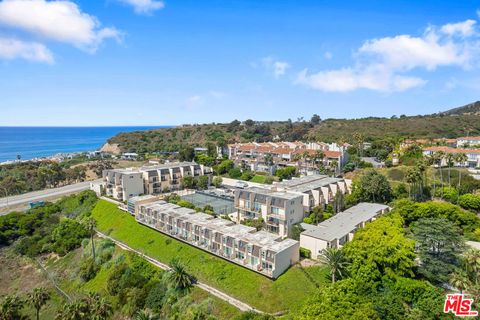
<box><xmin>0</xmin><ymin>180</ymin><xmax>101</xmax><ymax>214</ymax></box>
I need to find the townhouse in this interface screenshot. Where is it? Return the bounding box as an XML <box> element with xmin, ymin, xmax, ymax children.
<box><xmin>423</xmin><ymin>146</ymin><xmax>480</xmax><ymax>168</ymax></box>
<box><xmin>233</xmin><ymin>175</ymin><xmax>352</xmax><ymax>237</ymax></box>
<box><xmin>136</xmin><ymin>200</ymin><xmax>299</xmax><ymax>278</ymax></box>
<box><xmin>456</xmin><ymin>136</ymin><xmax>480</xmax><ymax>148</ymax></box>
<box><xmin>234</xmin><ymin>187</ymin><xmax>304</xmax><ymax>237</ymax></box>
<box><xmin>103</xmin><ymin>162</ymin><xmax>213</xmax><ymax>201</ymax></box>
<box><xmin>227</xmin><ymin>141</ymin><xmax>349</xmax><ymax>173</ymax></box>
<box><xmin>274</xmin><ymin>174</ymin><xmax>351</xmax><ymax>213</ymax></box>
<box><xmin>300</xmin><ymin>203</ymin><xmax>390</xmax><ymax>259</ymax></box>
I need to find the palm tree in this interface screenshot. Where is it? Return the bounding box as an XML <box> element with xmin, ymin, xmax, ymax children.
<box><xmin>455</xmin><ymin>153</ymin><xmax>468</xmax><ymax>199</ymax></box>
<box><xmin>318</xmin><ymin>247</ymin><xmax>349</xmax><ymax>283</ymax></box>
<box><xmin>434</xmin><ymin>151</ymin><xmax>446</xmax><ymax>198</ymax></box>
<box><xmin>330</xmin><ymin>160</ymin><xmax>339</xmax><ymax>177</ymax></box>
<box><xmin>87</xmin><ymin>293</ymin><xmax>112</xmax><ymax>320</ymax></box>
<box><xmin>84</xmin><ymin>218</ymin><xmax>97</xmax><ymax>261</ymax></box>
<box><xmin>166</xmin><ymin>259</ymin><xmax>196</xmax><ymax>292</ymax></box>
<box><xmin>314</xmin><ymin>150</ymin><xmax>325</xmax><ymax>169</ymax></box>
<box><xmin>464</xmin><ymin>249</ymin><xmax>480</xmax><ymax>286</ymax></box>
<box><xmin>55</xmin><ymin>300</ymin><xmax>90</xmax><ymax>320</ymax></box>
<box><xmin>405</xmin><ymin>166</ymin><xmax>421</xmax><ymax>200</ymax></box>
<box><xmin>28</xmin><ymin>288</ymin><xmax>50</xmax><ymax>320</ymax></box>
<box><xmin>450</xmin><ymin>271</ymin><xmax>470</xmax><ymax>293</ymax></box>
<box><xmin>0</xmin><ymin>295</ymin><xmax>26</xmax><ymax>320</ymax></box>
<box><xmin>446</xmin><ymin>153</ymin><xmax>455</xmax><ymax>185</ymax></box>
<box><xmin>134</xmin><ymin>310</ymin><xmax>160</xmax><ymax>320</ymax></box>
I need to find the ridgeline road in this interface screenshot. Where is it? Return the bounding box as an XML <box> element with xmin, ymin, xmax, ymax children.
<box><xmin>0</xmin><ymin>180</ymin><xmax>101</xmax><ymax>215</ymax></box>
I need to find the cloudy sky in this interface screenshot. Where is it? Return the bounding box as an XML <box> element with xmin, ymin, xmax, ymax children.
<box><xmin>1</xmin><ymin>0</ymin><xmax>480</xmax><ymax>126</ymax></box>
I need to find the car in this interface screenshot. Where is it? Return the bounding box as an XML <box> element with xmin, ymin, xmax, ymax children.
<box><xmin>235</xmin><ymin>181</ymin><xmax>249</xmax><ymax>189</ymax></box>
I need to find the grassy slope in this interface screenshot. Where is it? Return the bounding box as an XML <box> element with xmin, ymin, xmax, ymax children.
<box><xmin>92</xmin><ymin>200</ymin><xmax>329</xmax><ymax>313</ymax></box>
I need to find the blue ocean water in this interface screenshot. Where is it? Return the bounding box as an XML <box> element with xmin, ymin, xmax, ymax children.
<box><xmin>0</xmin><ymin>127</ymin><xmax>167</xmax><ymax>162</ymax></box>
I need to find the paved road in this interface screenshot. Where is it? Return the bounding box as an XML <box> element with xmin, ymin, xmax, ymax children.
<box><xmin>0</xmin><ymin>179</ymin><xmax>101</xmax><ymax>214</ymax></box>
<box><xmin>96</xmin><ymin>230</ymin><xmax>263</xmax><ymax>313</ymax></box>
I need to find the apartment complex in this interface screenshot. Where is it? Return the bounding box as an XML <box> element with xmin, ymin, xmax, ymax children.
<box><xmin>300</xmin><ymin>203</ymin><xmax>390</xmax><ymax>259</ymax></box>
<box><xmin>135</xmin><ymin>200</ymin><xmax>299</xmax><ymax>278</ymax></box>
<box><xmin>234</xmin><ymin>174</ymin><xmax>351</xmax><ymax>237</ymax></box>
<box><xmin>227</xmin><ymin>141</ymin><xmax>349</xmax><ymax>173</ymax></box>
<box><xmin>273</xmin><ymin>174</ymin><xmax>351</xmax><ymax>212</ymax></box>
<box><xmin>456</xmin><ymin>136</ymin><xmax>480</xmax><ymax>148</ymax></box>
<box><xmin>423</xmin><ymin>146</ymin><xmax>480</xmax><ymax>168</ymax></box>
<box><xmin>234</xmin><ymin>187</ymin><xmax>304</xmax><ymax>237</ymax></box>
<box><xmin>104</xmin><ymin>169</ymin><xmax>144</xmax><ymax>201</ymax></box>
<box><xmin>103</xmin><ymin>162</ymin><xmax>213</xmax><ymax>201</ymax></box>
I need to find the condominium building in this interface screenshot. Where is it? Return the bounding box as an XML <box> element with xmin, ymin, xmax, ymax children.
<box><xmin>141</xmin><ymin>162</ymin><xmax>213</xmax><ymax>194</ymax></box>
<box><xmin>273</xmin><ymin>174</ymin><xmax>351</xmax><ymax>213</ymax></box>
<box><xmin>300</xmin><ymin>203</ymin><xmax>390</xmax><ymax>259</ymax></box>
<box><xmin>233</xmin><ymin>175</ymin><xmax>352</xmax><ymax>237</ymax></box>
<box><xmin>456</xmin><ymin>136</ymin><xmax>480</xmax><ymax>148</ymax></box>
<box><xmin>136</xmin><ymin>200</ymin><xmax>299</xmax><ymax>278</ymax></box>
<box><xmin>423</xmin><ymin>146</ymin><xmax>480</xmax><ymax>168</ymax></box>
<box><xmin>103</xmin><ymin>162</ymin><xmax>213</xmax><ymax>201</ymax></box>
<box><xmin>234</xmin><ymin>187</ymin><xmax>304</xmax><ymax>237</ymax></box>
<box><xmin>227</xmin><ymin>141</ymin><xmax>349</xmax><ymax>173</ymax></box>
<box><xmin>104</xmin><ymin>169</ymin><xmax>144</xmax><ymax>201</ymax></box>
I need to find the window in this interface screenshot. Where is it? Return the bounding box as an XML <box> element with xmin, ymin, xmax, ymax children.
<box><xmin>271</xmin><ymin>207</ymin><xmax>279</xmax><ymax>215</ymax></box>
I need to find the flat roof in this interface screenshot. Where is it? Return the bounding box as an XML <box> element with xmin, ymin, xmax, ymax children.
<box><xmin>301</xmin><ymin>203</ymin><xmax>390</xmax><ymax>242</ymax></box>
<box><xmin>239</xmin><ymin>186</ymin><xmax>302</xmax><ymax>200</ymax></box>
<box><xmin>140</xmin><ymin>162</ymin><xmax>201</xmax><ymax>171</ymax></box>
<box><xmin>277</xmin><ymin>175</ymin><xmax>345</xmax><ymax>193</ymax></box>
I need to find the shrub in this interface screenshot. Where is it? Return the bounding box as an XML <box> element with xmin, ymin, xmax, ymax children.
<box><xmin>300</xmin><ymin>248</ymin><xmax>311</xmax><ymax>259</ymax></box>
<box><xmin>79</xmin><ymin>257</ymin><xmax>100</xmax><ymax>281</ymax></box>
<box><xmin>458</xmin><ymin>193</ymin><xmax>480</xmax><ymax>212</ymax></box>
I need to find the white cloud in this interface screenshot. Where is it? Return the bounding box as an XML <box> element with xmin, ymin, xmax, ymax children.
<box><xmin>118</xmin><ymin>0</ymin><xmax>165</xmax><ymax>15</ymax></box>
<box><xmin>0</xmin><ymin>0</ymin><xmax>121</xmax><ymax>52</ymax></box>
<box><xmin>261</xmin><ymin>56</ymin><xmax>290</xmax><ymax>78</ymax></box>
<box><xmin>297</xmin><ymin>17</ymin><xmax>480</xmax><ymax>92</ymax></box>
<box><xmin>324</xmin><ymin>51</ymin><xmax>333</xmax><ymax>59</ymax></box>
<box><xmin>0</xmin><ymin>36</ymin><xmax>53</xmax><ymax>63</ymax></box>
<box><xmin>440</xmin><ymin>19</ymin><xmax>476</xmax><ymax>37</ymax></box>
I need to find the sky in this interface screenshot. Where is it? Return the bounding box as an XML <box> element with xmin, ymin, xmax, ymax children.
<box><xmin>1</xmin><ymin>0</ymin><xmax>480</xmax><ymax>126</ymax></box>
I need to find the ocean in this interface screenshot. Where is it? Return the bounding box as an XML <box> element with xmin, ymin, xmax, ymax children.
<box><xmin>0</xmin><ymin>126</ymin><xmax>167</xmax><ymax>162</ymax></box>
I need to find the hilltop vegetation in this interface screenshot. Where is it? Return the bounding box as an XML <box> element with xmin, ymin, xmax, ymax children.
<box><xmin>107</xmin><ymin>110</ymin><xmax>480</xmax><ymax>153</ymax></box>
<box><xmin>440</xmin><ymin>100</ymin><xmax>480</xmax><ymax>116</ymax></box>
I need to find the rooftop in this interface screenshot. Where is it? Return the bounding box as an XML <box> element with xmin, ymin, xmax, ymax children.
<box><xmin>140</xmin><ymin>200</ymin><xmax>298</xmax><ymax>253</ymax></box>
<box><xmin>239</xmin><ymin>186</ymin><xmax>302</xmax><ymax>200</ymax></box>
<box><xmin>301</xmin><ymin>203</ymin><xmax>390</xmax><ymax>241</ymax></box>
<box><xmin>276</xmin><ymin>174</ymin><xmax>345</xmax><ymax>193</ymax></box>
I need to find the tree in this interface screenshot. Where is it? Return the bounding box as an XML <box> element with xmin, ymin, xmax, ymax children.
<box><xmin>195</xmin><ymin>176</ymin><xmax>209</xmax><ymax>190</ymax></box>
<box><xmin>412</xmin><ymin>218</ymin><xmax>464</xmax><ymax>284</ymax></box>
<box><xmin>84</xmin><ymin>218</ymin><xmax>97</xmax><ymax>261</ymax></box>
<box><xmin>450</xmin><ymin>270</ymin><xmax>469</xmax><ymax>293</ymax></box>
<box><xmin>212</xmin><ymin>176</ymin><xmax>223</xmax><ymax>188</ymax></box>
<box><xmin>51</xmin><ymin>219</ymin><xmax>89</xmax><ymax>255</ymax></box>
<box><xmin>446</xmin><ymin>153</ymin><xmax>455</xmax><ymax>185</ymax></box>
<box><xmin>228</xmin><ymin>168</ymin><xmax>242</xmax><ymax>179</ymax></box>
<box><xmin>166</xmin><ymin>259</ymin><xmax>196</xmax><ymax>292</ymax></box>
<box><xmin>343</xmin><ymin>213</ymin><xmax>415</xmax><ymax>282</ymax></box>
<box><xmin>351</xmin><ymin>170</ymin><xmax>392</xmax><ymax>203</ymax></box>
<box><xmin>263</xmin><ymin>153</ymin><xmax>273</xmax><ymax>167</ymax></box>
<box><xmin>28</xmin><ymin>288</ymin><xmax>50</xmax><ymax>320</ymax></box>
<box><xmin>0</xmin><ymin>295</ymin><xmax>26</xmax><ymax>320</ymax></box>
<box><xmin>318</xmin><ymin>247</ymin><xmax>349</xmax><ymax>283</ymax></box>
<box><xmin>216</xmin><ymin>160</ymin><xmax>234</xmax><ymax>175</ymax></box>
<box><xmin>275</xmin><ymin>167</ymin><xmax>296</xmax><ymax>181</ymax></box>
<box><xmin>179</xmin><ymin>146</ymin><xmax>195</xmax><ymax>162</ymax></box>
<box><xmin>310</xmin><ymin>114</ymin><xmax>321</xmax><ymax>125</ymax></box>
<box><xmin>134</xmin><ymin>310</ymin><xmax>160</xmax><ymax>320</ymax></box>
<box><xmin>182</xmin><ymin>176</ymin><xmax>195</xmax><ymax>189</ymax></box>
<box><xmin>86</xmin><ymin>293</ymin><xmax>113</xmax><ymax>320</ymax></box>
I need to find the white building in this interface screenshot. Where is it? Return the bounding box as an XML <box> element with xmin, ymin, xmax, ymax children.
<box><xmin>136</xmin><ymin>200</ymin><xmax>299</xmax><ymax>278</ymax></box>
<box><xmin>300</xmin><ymin>203</ymin><xmax>390</xmax><ymax>259</ymax></box>
<box><xmin>103</xmin><ymin>169</ymin><xmax>144</xmax><ymax>201</ymax></box>
<box><xmin>234</xmin><ymin>187</ymin><xmax>304</xmax><ymax>237</ymax></box>
<box><xmin>456</xmin><ymin>136</ymin><xmax>480</xmax><ymax>148</ymax></box>
<box><xmin>103</xmin><ymin>162</ymin><xmax>213</xmax><ymax>201</ymax></box>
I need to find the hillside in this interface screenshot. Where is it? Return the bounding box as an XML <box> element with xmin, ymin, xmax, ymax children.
<box><xmin>439</xmin><ymin>101</ymin><xmax>480</xmax><ymax>116</ymax></box>
<box><xmin>105</xmin><ymin>104</ymin><xmax>480</xmax><ymax>154</ymax></box>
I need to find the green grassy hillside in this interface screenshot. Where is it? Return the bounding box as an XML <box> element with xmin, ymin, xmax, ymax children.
<box><xmin>91</xmin><ymin>200</ymin><xmax>329</xmax><ymax>314</ymax></box>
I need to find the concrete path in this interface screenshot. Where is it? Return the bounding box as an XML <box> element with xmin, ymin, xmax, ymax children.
<box><xmin>0</xmin><ymin>179</ymin><xmax>102</xmax><ymax>214</ymax></box>
<box><xmin>96</xmin><ymin>230</ymin><xmax>263</xmax><ymax>313</ymax></box>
